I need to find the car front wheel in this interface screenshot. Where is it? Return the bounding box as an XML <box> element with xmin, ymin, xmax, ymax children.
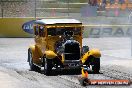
<box><xmin>44</xmin><ymin>58</ymin><xmax>53</xmax><ymax>76</ymax></box>
<box><xmin>92</xmin><ymin>58</ymin><xmax>100</xmax><ymax>73</ymax></box>
<box><xmin>28</xmin><ymin>49</ymin><xmax>41</xmax><ymax>72</ymax></box>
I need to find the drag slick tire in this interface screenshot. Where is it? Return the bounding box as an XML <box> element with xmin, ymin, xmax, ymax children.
<box><xmin>44</xmin><ymin>58</ymin><xmax>52</xmax><ymax>76</ymax></box>
<box><xmin>28</xmin><ymin>49</ymin><xmax>41</xmax><ymax>72</ymax></box>
<box><xmin>92</xmin><ymin>58</ymin><xmax>100</xmax><ymax>73</ymax></box>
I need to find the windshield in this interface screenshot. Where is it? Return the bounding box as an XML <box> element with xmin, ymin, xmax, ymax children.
<box><xmin>47</xmin><ymin>27</ymin><xmax>81</xmax><ymax>36</ymax></box>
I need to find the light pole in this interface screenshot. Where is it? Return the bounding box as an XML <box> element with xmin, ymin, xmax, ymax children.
<box><xmin>35</xmin><ymin>0</ymin><xmax>36</xmax><ymax>20</ymax></box>
<box><xmin>128</xmin><ymin>8</ymin><xmax>132</xmax><ymax>56</ymax></box>
<box><xmin>1</xmin><ymin>0</ymin><xmax>3</xmax><ymax>18</ymax></box>
<box><xmin>68</xmin><ymin>0</ymin><xmax>69</xmax><ymax>16</ymax></box>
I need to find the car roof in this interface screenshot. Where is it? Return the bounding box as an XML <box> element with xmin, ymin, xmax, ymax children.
<box><xmin>35</xmin><ymin>19</ymin><xmax>82</xmax><ymax>25</ymax></box>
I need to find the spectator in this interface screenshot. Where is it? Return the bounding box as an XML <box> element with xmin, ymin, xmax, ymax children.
<box><xmin>110</xmin><ymin>0</ymin><xmax>115</xmax><ymax>4</ymax></box>
<box><xmin>88</xmin><ymin>0</ymin><xmax>97</xmax><ymax>6</ymax></box>
<box><xmin>102</xmin><ymin>0</ymin><xmax>107</xmax><ymax>4</ymax></box>
<box><xmin>119</xmin><ymin>0</ymin><xmax>125</xmax><ymax>4</ymax></box>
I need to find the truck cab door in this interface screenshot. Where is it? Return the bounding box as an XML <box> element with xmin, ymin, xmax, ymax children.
<box><xmin>34</xmin><ymin>25</ymin><xmax>39</xmax><ymax>44</ymax></box>
<box><xmin>38</xmin><ymin>25</ymin><xmax>46</xmax><ymax>54</ymax></box>
<box><xmin>34</xmin><ymin>25</ymin><xmax>46</xmax><ymax>57</ymax></box>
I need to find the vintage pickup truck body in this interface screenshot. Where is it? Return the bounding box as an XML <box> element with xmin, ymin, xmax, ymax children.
<box><xmin>27</xmin><ymin>19</ymin><xmax>101</xmax><ymax>75</ymax></box>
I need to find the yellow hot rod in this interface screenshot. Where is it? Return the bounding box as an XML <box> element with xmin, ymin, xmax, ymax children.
<box><xmin>27</xmin><ymin>19</ymin><xmax>101</xmax><ymax>75</ymax></box>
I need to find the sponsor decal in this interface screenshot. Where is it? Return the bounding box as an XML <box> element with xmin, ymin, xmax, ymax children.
<box><xmin>90</xmin><ymin>79</ymin><xmax>130</xmax><ymax>85</ymax></box>
<box><xmin>22</xmin><ymin>20</ymin><xmax>36</xmax><ymax>34</ymax></box>
<box><xmin>87</xmin><ymin>27</ymin><xmax>132</xmax><ymax>37</ymax></box>
<box><xmin>79</xmin><ymin>68</ymin><xmax>131</xmax><ymax>86</ymax></box>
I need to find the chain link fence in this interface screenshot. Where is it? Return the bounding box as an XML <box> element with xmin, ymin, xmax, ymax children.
<box><xmin>0</xmin><ymin>0</ymin><xmax>132</xmax><ymax>24</ymax></box>
<box><xmin>0</xmin><ymin>0</ymin><xmax>35</xmax><ymax>17</ymax></box>
<box><xmin>0</xmin><ymin>0</ymin><xmax>131</xmax><ymax>17</ymax></box>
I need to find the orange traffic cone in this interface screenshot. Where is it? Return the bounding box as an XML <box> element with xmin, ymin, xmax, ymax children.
<box><xmin>81</xmin><ymin>68</ymin><xmax>88</xmax><ymax>78</ymax></box>
<box><xmin>79</xmin><ymin>68</ymin><xmax>90</xmax><ymax>86</ymax></box>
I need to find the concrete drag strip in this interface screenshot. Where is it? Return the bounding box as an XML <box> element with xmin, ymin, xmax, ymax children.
<box><xmin>101</xmin><ymin>55</ymin><xmax>132</xmax><ymax>81</ymax></box>
<box><xmin>0</xmin><ymin>66</ymin><xmax>49</xmax><ymax>88</ymax></box>
<box><xmin>101</xmin><ymin>65</ymin><xmax>132</xmax><ymax>80</ymax></box>
<box><xmin>0</xmin><ymin>38</ymin><xmax>132</xmax><ymax>88</ymax></box>
<box><xmin>15</xmin><ymin>70</ymin><xmax>82</xmax><ymax>88</ymax></box>
<box><xmin>101</xmin><ymin>49</ymin><xmax>131</xmax><ymax>59</ymax></box>
<box><xmin>0</xmin><ymin>65</ymin><xmax>82</xmax><ymax>88</ymax></box>
<box><xmin>0</xmin><ymin>71</ymin><xmax>20</xmax><ymax>88</ymax></box>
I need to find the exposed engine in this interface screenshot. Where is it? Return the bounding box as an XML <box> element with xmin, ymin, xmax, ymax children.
<box><xmin>55</xmin><ymin>31</ymin><xmax>81</xmax><ymax>60</ymax></box>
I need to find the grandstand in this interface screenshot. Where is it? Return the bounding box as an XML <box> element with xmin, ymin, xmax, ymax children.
<box><xmin>0</xmin><ymin>0</ymin><xmax>132</xmax><ymax>24</ymax></box>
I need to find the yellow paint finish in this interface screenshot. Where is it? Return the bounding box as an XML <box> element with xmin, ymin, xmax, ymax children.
<box><xmin>81</xmin><ymin>52</ymin><xmax>90</xmax><ymax>64</ymax></box>
<box><xmin>29</xmin><ymin>45</ymin><xmax>42</xmax><ymax>64</ymax></box>
<box><xmin>32</xmin><ymin>23</ymin><xmax>83</xmax><ymax>65</ymax></box>
<box><xmin>89</xmin><ymin>49</ymin><xmax>101</xmax><ymax>58</ymax></box>
<box><xmin>0</xmin><ymin>18</ymin><xmax>34</xmax><ymax>37</ymax></box>
<box><xmin>45</xmin><ymin>50</ymin><xmax>57</xmax><ymax>59</ymax></box>
<box><xmin>46</xmin><ymin>36</ymin><xmax>62</xmax><ymax>51</ymax></box>
<box><xmin>61</xmin><ymin>54</ymin><xmax>64</xmax><ymax>63</ymax></box>
<box><xmin>35</xmin><ymin>36</ymin><xmax>46</xmax><ymax>56</ymax></box>
<box><xmin>81</xmin><ymin>68</ymin><xmax>88</xmax><ymax>78</ymax></box>
<box><xmin>81</xmin><ymin>49</ymin><xmax>101</xmax><ymax>64</ymax></box>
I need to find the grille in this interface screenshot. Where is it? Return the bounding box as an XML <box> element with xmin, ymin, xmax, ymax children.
<box><xmin>64</xmin><ymin>42</ymin><xmax>80</xmax><ymax>60</ymax></box>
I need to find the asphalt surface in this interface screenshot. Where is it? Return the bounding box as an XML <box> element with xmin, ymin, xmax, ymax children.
<box><xmin>0</xmin><ymin>38</ymin><xmax>132</xmax><ymax>88</ymax></box>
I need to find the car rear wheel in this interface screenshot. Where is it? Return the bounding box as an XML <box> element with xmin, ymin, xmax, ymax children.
<box><xmin>44</xmin><ymin>58</ymin><xmax>52</xmax><ymax>76</ymax></box>
<box><xmin>28</xmin><ymin>49</ymin><xmax>41</xmax><ymax>72</ymax></box>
